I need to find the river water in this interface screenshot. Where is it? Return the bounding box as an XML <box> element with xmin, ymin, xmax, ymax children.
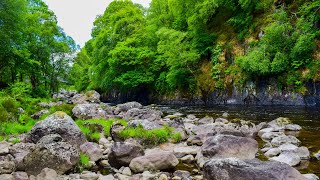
<box><xmin>160</xmin><ymin>105</ymin><xmax>320</xmax><ymax>175</ymax></box>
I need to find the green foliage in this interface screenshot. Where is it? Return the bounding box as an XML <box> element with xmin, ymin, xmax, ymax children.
<box><xmin>172</xmin><ymin>133</ymin><xmax>182</xmax><ymax>143</ymax></box>
<box><xmin>76</xmin><ymin>118</ymin><xmax>127</xmax><ymax>142</ymax></box>
<box><xmin>49</xmin><ymin>104</ymin><xmax>75</xmax><ymax>117</ymax></box>
<box><xmin>118</xmin><ymin>125</ymin><xmax>174</xmax><ymax>145</ymax></box>
<box><xmin>75</xmin><ymin>153</ymin><xmax>91</xmax><ymax>172</ymax></box>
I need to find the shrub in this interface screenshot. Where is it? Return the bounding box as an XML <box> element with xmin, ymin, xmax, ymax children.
<box><xmin>49</xmin><ymin>104</ymin><xmax>75</xmax><ymax>116</ymax></box>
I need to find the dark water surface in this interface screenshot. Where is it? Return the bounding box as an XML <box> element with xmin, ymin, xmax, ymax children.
<box><xmin>160</xmin><ymin>105</ymin><xmax>320</xmax><ymax>175</ymax></box>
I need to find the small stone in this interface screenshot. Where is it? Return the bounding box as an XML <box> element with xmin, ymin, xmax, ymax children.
<box><xmin>0</xmin><ymin>174</ymin><xmax>14</xmax><ymax>180</ymax></box>
<box><xmin>174</xmin><ymin>146</ymin><xmax>199</xmax><ymax>157</ymax></box>
<box><xmin>122</xmin><ymin>167</ymin><xmax>132</xmax><ymax>176</ymax></box>
<box><xmin>215</xmin><ymin>118</ymin><xmax>228</xmax><ymax>123</ymax></box>
<box><xmin>158</xmin><ymin>174</ymin><xmax>168</xmax><ymax>180</ymax></box>
<box><xmin>284</xmin><ymin>124</ymin><xmax>302</xmax><ymax>131</ymax></box>
<box><xmin>258</xmin><ymin>128</ymin><xmax>276</xmax><ymax>137</ymax></box>
<box><xmin>80</xmin><ymin>172</ymin><xmax>99</xmax><ymax>180</ymax></box>
<box><xmin>265</xmin><ymin>148</ymin><xmax>281</xmax><ymax>157</ymax></box>
<box><xmin>270</xmin><ymin>152</ymin><xmax>301</xmax><ymax>166</ymax></box>
<box><xmin>29</xmin><ymin>175</ymin><xmax>36</xmax><ymax>180</ymax></box>
<box><xmin>172</xmin><ymin>176</ymin><xmax>182</xmax><ymax>180</ymax></box>
<box><xmin>141</xmin><ymin>171</ymin><xmax>157</xmax><ymax>179</ymax></box>
<box><xmin>303</xmin><ymin>174</ymin><xmax>319</xmax><ymax>180</ymax></box>
<box><xmin>0</xmin><ymin>141</ymin><xmax>10</xmax><ymax>155</ymax></box>
<box><xmin>100</xmin><ymin>160</ymin><xmax>110</xmax><ymax>167</ymax></box>
<box><xmin>193</xmin><ymin>175</ymin><xmax>204</xmax><ymax>180</ymax></box>
<box><xmin>12</xmin><ymin>172</ymin><xmax>29</xmax><ymax>180</ymax></box>
<box><xmin>174</xmin><ymin>170</ymin><xmax>191</xmax><ymax>179</ymax></box>
<box><xmin>99</xmin><ymin>175</ymin><xmax>115</xmax><ymax>180</ymax></box>
<box><xmin>278</xmin><ymin>144</ymin><xmax>298</xmax><ymax>151</ymax></box>
<box><xmin>80</xmin><ymin>142</ymin><xmax>103</xmax><ymax>162</ymax></box>
<box><xmin>271</xmin><ymin>135</ymin><xmax>300</xmax><ymax>147</ymax></box>
<box><xmin>180</xmin><ymin>155</ymin><xmax>195</xmax><ymax>164</ymax></box>
<box><xmin>222</xmin><ymin>112</ymin><xmax>229</xmax><ymax>117</ymax></box>
<box><xmin>36</xmin><ymin>168</ymin><xmax>58</xmax><ymax>180</ymax></box>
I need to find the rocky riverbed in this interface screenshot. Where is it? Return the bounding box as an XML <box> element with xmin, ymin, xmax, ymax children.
<box><xmin>0</xmin><ymin>90</ymin><xmax>319</xmax><ymax>180</ymax></box>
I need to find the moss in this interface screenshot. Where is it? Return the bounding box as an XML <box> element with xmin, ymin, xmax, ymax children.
<box><xmin>75</xmin><ymin>153</ymin><xmax>91</xmax><ymax>172</ymax></box>
<box><xmin>171</xmin><ymin>132</ymin><xmax>182</xmax><ymax>143</ymax></box>
<box><xmin>49</xmin><ymin>104</ymin><xmax>75</xmax><ymax>116</ymax></box>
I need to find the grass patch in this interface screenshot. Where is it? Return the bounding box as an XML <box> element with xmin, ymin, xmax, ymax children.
<box><xmin>118</xmin><ymin>125</ymin><xmax>175</xmax><ymax>145</ymax></box>
<box><xmin>74</xmin><ymin>153</ymin><xmax>91</xmax><ymax>172</ymax></box>
<box><xmin>76</xmin><ymin>118</ymin><xmax>127</xmax><ymax>142</ymax></box>
<box><xmin>49</xmin><ymin>104</ymin><xmax>75</xmax><ymax>116</ymax></box>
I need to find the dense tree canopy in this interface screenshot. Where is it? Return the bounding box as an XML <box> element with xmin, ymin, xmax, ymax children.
<box><xmin>0</xmin><ymin>0</ymin><xmax>76</xmax><ymax>97</ymax></box>
<box><xmin>71</xmin><ymin>0</ymin><xmax>320</xmax><ymax>101</ymax></box>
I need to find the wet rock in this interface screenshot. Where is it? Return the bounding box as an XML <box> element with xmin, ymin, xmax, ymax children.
<box><xmin>36</xmin><ymin>168</ymin><xmax>57</xmax><ymax>180</ymax></box>
<box><xmin>123</xmin><ymin>108</ymin><xmax>162</xmax><ymax>122</ymax></box>
<box><xmin>27</xmin><ymin>111</ymin><xmax>87</xmax><ymax>147</ymax></box>
<box><xmin>129</xmin><ymin>152</ymin><xmax>179</xmax><ymax>173</ymax></box>
<box><xmin>80</xmin><ymin>142</ymin><xmax>103</xmax><ymax>162</ymax></box>
<box><xmin>12</xmin><ymin>172</ymin><xmax>29</xmax><ymax>180</ymax></box>
<box><xmin>271</xmin><ymin>135</ymin><xmax>301</xmax><ymax>147</ymax></box>
<box><xmin>21</xmin><ymin>135</ymin><xmax>80</xmax><ymax>175</ymax></box>
<box><xmin>203</xmin><ymin>158</ymin><xmax>306</xmax><ymax>180</ymax></box>
<box><xmin>127</xmin><ymin>120</ymin><xmax>162</xmax><ymax>130</ymax></box>
<box><xmin>72</xmin><ymin>103</ymin><xmax>112</xmax><ymax>120</ymax></box>
<box><xmin>270</xmin><ymin>152</ymin><xmax>301</xmax><ymax>166</ymax></box>
<box><xmin>108</xmin><ymin>142</ymin><xmax>144</xmax><ymax>169</ymax></box>
<box><xmin>0</xmin><ymin>141</ymin><xmax>10</xmax><ymax>155</ymax></box>
<box><xmin>303</xmin><ymin>174</ymin><xmax>319</xmax><ymax>180</ymax></box>
<box><xmin>0</xmin><ymin>155</ymin><xmax>15</xmax><ymax>174</ymax></box>
<box><xmin>114</xmin><ymin>102</ymin><xmax>143</xmax><ymax>115</ymax></box>
<box><xmin>201</xmin><ymin>134</ymin><xmax>258</xmax><ymax>160</ymax></box>
<box><xmin>264</xmin><ymin>148</ymin><xmax>281</xmax><ymax>157</ymax></box>
<box><xmin>31</xmin><ymin>109</ymin><xmax>50</xmax><ymax>119</ymax></box>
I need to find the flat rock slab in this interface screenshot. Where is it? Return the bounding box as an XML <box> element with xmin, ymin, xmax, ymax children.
<box><xmin>203</xmin><ymin>158</ymin><xmax>306</xmax><ymax>180</ymax></box>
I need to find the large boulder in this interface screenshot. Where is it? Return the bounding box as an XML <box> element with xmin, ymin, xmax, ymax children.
<box><xmin>72</xmin><ymin>103</ymin><xmax>113</xmax><ymax>120</ymax></box>
<box><xmin>108</xmin><ymin>142</ymin><xmax>144</xmax><ymax>169</ymax></box>
<box><xmin>129</xmin><ymin>152</ymin><xmax>179</xmax><ymax>173</ymax></box>
<box><xmin>123</xmin><ymin>108</ymin><xmax>162</xmax><ymax>121</ymax></box>
<box><xmin>70</xmin><ymin>90</ymin><xmax>101</xmax><ymax>104</ymax></box>
<box><xmin>270</xmin><ymin>152</ymin><xmax>301</xmax><ymax>166</ymax></box>
<box><xmin>203</xmin><ymin>158</ymin><xmax>306</xmax><ymax>180</ymax></box>
<box><xmin>114</xmin><ymin>102</ymin><xmax>143</xmax><ymax>115</ymax></box>
<box><xmin>26</xmin><ymin>111</ymin><xmax>87</xmax><ymax>147</ymax></box>
<box><xmin>201</xmin><ymin>134</ymin><xmax>258</xmax><ymax>160</ymax></box>
<box><xmin>21</xmin><ymin>134</ymin><xmax>80</xmax><ymax>175</ymax></box>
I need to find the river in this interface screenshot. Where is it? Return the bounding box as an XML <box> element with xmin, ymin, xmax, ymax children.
<box><xmin>160</xmin><ymin>105</ymin><xmax>320</xmax><ymax>175</ymax></box>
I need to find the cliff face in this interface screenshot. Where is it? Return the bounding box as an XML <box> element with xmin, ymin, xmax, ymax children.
<box><xmin>156</xmin><ymin>80</ymin><xmax>320</xmax><ymax>106</ymax></box>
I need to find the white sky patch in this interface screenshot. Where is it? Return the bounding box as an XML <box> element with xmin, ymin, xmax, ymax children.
<box><xmin>43</xmin><ymin>0</ymin><xmax>151</xmax><ymax>47</ymax></box>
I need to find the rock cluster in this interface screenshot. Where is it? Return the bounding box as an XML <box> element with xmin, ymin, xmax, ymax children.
<box><xmin>1</xmin><ymin>89</ymin><xmax>317</xmax><ymax>180</ymax></box>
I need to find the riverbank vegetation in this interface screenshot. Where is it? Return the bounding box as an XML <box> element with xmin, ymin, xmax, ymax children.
<box><xmin>71</xmin><ymin>0</ymin><xmax>320</xmax><ymax>102</ymax></box>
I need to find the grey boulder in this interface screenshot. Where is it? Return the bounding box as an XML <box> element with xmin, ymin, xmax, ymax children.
<box><xmin>21</xmin><ymin>134</ymin><xmax>80</xmax><ymax>175</ymax></box>
<box><xmin>27</xmin><ymin>111</ymin><xmax>87</xmax><ymax>147</ymax></box>
<box><xmin>108</xmin><ymin>142</ymin><xmax>144</xmax><ymax>169</ymax></box>
<box><xmin>129</xmin><ymin>152</ymin><xmax>179</xmax><ymax>173</ymax></box>
<box><xmin>203</xmin><ymin>158</ymin><xmax>306</xmax><ymax>180</ymax></box>
<box><xmin>201</xmin><ymin>134</ymin><xmax>258</xmax><ymax>160</ymax></box>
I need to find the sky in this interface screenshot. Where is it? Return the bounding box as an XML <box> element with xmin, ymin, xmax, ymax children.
<box><xmin>43</xmin><ymin>0</ymin><xmax>151</xmax><ymax>47</ymax></box>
